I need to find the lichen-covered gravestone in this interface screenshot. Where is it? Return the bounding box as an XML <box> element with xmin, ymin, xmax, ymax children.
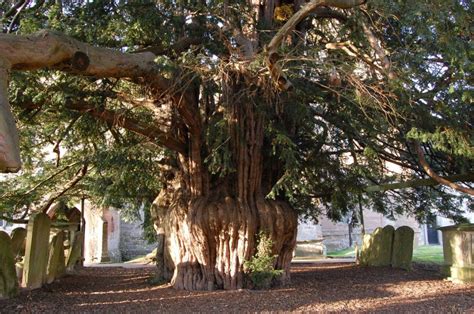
<box><xmin>372</xmin><ymin>225</ymin><xmax>395</xmax><ymax>266</ymax></box>
<box><xmin>0</xmin><ymin>231</ymin><xmax>19</xmax><ymax>299</ymax></box>
<box><xmin>46</xmin><ymin>231</ymin><xmax>66</xmax><ymax>284</ymax></box>
<box><xmin>66</xmin><ymin>231</ymin><xmax>83</xmax><ymax>272</ymax></box>
<box><xmin>391</xmin><ymin>226</ymin><xmax>414</xmax><ymax>270</ymax></box>
<box><xmin>10</xmin><ymin>227</ymin><xmax>27</xmax><ymax>258</ymax></box>
<box><xmin>22</xmin><ymin>212</ymin><xmax>51</xmax><ymax>289</ymax></box>
<box><xmin>359</xmin><ymin>225</ymin><xmax>395</xmax><ymax>267</ymax></box>
<box><xmin>359</xmin><ymin>233</ymin><xmax>374</xmax><ymax>266</ymax></box>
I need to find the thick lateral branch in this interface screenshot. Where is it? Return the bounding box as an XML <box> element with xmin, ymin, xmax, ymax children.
<box><xmin>0</xmin><ymin>30</ymin><xmax>168</xmax><ymax>82</ymax></box>
<box><xmin>67</xmin><ymin>102</ymin><xmax>186</xmax><ymax>155</ymax></box>
<box><xmin>414</xmin><ymin>142</ymin><xmax>474</xmax><ymax>196</ymax></box>
<box><xmin>0</xmin><ymin>30</ymin><xmax>191</xmax><ymax>172</ymax></box>
<box><xmin>0</xmin><ymin>58</ymin><xmax>21</xmax><ymax>172</ymax></box>
<box><xmin>266</xmin><ymin>0</ymin><xmax>366</xmax><ymax>90</ymax></box>
<box><xmin>133</xmin><ymin>36</ymin><xmax>202</xmax><ymax>56</ymax></box>
<box><xmin>365</xmin><ymin>172</ymin><xmax>474</xmax><ymax>192</ymax></box>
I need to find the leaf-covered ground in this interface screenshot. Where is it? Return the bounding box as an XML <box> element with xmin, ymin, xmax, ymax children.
<box><xmin>1</xmin><ymin>263</ymin><xmax>472</xmax><ymax>312</ymax></box>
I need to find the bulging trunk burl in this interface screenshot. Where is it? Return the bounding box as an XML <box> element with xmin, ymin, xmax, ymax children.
<box><xmin>152</xmin><ymin>192</ymin><xmax>297</xmax><ymax>291</ymax></box>
<box><xmin>150</xmin><ymin>77</ymin><xmax>298</xmax><ymax>290</ymax></box>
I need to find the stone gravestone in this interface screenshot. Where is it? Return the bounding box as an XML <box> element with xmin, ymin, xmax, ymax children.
<box><xmin>391</xmin><ymin>226</ymin><xmax>414</xmax><ymax>270</ymax></box>
<box><xmin>359</xmin><ymin>225</ymin><xmax>395</xmax><ymax>267</ymax></box>
<box><xmin>0</xmin><ymin>231</ymin><xmax>19</xmax><ymax>299</ymax></box>
<box><xmin>372</xmin><ymin>225</ymin><xmax>395</xmax><ymax>266</ymax></box>
<box><xmin>359</xmin><ymin>233</ymin><xmax>374</xmax><ymax>266</ymax></box>
<box><xmin>10</xmin><ymin>227</ymin><xmax>27</xmax><ymax>258</ymax></box>
<box><xmin>66</xmin><ymin>231</ymin><xmax>83</xmax><ymax>272</ymax></box>
<box><xmin>22</xmin><ymin>212</ymin><xmax>51</xmax><ymax>289</ymax></box>
<box><xmin>46</xmin><ymin>231</ymin><xmax>66</xmax><ymax>284</ymax></box>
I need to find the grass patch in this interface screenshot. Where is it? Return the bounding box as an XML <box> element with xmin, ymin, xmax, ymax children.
<box><xmin>327</xmin><ymin>247</ymin><xmax>355</xmax><ymax>258</ymax></box>
<box><xmin>326</xmin><ymin>245</ymin><xmax>444</xmax><ymax>264</ymax></box>
<box><xmin>412</xmin><ymin>245</ymin><xmax>443</xmax><ymax>265</ymax></box>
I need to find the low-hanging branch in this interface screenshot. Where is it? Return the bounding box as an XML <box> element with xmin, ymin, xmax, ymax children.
<box><xmin>365</xmin><ymin>172</ymin><xmax>474</xmax><ymax>193</ymax></box>
<box><xmin>66</xmin><ymin>102</ymin><xmax>187</xmax><ymax>155</ymax></box>
<box><xmin>0</xmin><ymin>29</ymin><xmax>195</xmax><ymax>172</ymax></box>
<box><xmin>0</xmin><ymin>30</ymin><xmax>165</xmax><ymax>80</ymax></box>
<box><xmin>414</xmin><ymin>142</ymin><xmax>474</xmax><ymax>196</ymax></box>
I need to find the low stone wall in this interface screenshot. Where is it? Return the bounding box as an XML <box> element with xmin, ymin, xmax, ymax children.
<box><xmin>119</xmin><ymin>218</ymin><xmax>156</xmax><ymax>261</ymax></box>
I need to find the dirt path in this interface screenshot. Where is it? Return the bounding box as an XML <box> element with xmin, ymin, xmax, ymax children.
<box><xmin>1</xmin><ymin>263</ymin><xmax>473</xmax><ymax>312</ymax></box>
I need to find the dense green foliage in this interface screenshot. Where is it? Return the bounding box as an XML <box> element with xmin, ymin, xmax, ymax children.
<box><xmin>0</xmin><ymin>0</ymin><xmax>472</xmax><ymax>230</ymax></box>
<box><xmin>244</xmin><ymin>232</ymin><xmax>283</xmax><ymax>289</ymax></box>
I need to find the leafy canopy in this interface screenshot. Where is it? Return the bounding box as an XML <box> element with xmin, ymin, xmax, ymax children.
<box><xmin>0</xmin><ymin>0</ymin><xmax>472</xmax><ymax>227</ymax></box>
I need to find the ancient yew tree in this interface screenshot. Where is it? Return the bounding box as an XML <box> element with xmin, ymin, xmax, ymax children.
<box><xmin>0</xmin><ymin>1</ymin><xmax>472</xmax><ymax>290</ymax></box>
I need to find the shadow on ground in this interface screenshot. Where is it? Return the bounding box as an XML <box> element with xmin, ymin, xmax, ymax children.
<box><xmin>1</xmin><ymin>263</ymin><xmax>472</xmax><ymax>312</ymax></box>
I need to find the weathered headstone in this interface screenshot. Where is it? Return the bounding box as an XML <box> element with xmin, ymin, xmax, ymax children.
<box><xmin>46</xmin><ymin>231</ymin><xmax>66</xmax><ymax>284</ymax></box>
<box><xmin>391</xmin><ymin>226</ymin><xmax>414</xmax><ymax>270</ymax></box>
<box><xmin>15</xmin><ymin>261</ymin><xmax>23</xmax><ymax>284</ymax></box>
<box><xmin>359</xmin><ymin>225</ymin><xmax>395</xmax><ymax>267</ymax></box>
<box><xmin>371</xmin><ymin>225</ymin><xmax>395</xmax><ymax>266</ymax></box>
<box><xmin>359</xmin><ymin>233</ymin><xmax>374</xmax><ymax>266</ymax></box>
<box><xmin>66</xmin><ymin>231</ymin><xmax>83</xmax><ymax>272</ymax></box>
<box><xmin>10</xmin><ymin>227</ymin><xmax>27</xmax><ymax>258</ymax></box>
<box><xmin>22</xmin><ymin>212</ymin><xmax>51</xmax><ymax>289</ymax></box>
<box><xmin>67</xmin><ymin>207</ymin><xmax>82</xmax><ymax>225</ymax></box>
<box><xmin>0</xmin><ymin>231</ymin><xmax>19</xmax><ymax>299</ymax></box>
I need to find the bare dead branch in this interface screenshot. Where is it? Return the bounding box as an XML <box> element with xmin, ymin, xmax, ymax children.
<box><xmin>0</xmin><ymin>30</ymin><xmax>169</xmax><ymax>81</ymax></box>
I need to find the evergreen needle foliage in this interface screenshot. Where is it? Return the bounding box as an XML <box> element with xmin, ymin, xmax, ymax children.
<box><xmin>244</xmin><ymin>232</ymin><xmax>283</xmax><ymax>289</ymax></box>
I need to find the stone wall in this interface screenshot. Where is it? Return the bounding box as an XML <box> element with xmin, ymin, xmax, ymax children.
<box><xmin>83</xmin><ymin>203</ymin><xmax>121</xmax><ymax>263</ymax></box>
<box><xmin>83</xmin><ymin>202</ymin><xmax>155</xmax><ymax>263</ymax></box>
<box><xmin>119</xmin><ymin>212</ymin><xmax>156</xmax><ymax>261</ymax></box>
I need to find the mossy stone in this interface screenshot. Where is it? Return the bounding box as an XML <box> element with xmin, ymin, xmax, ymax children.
<box><xmin>391</xmin><ymin>226</ymin><xmax>414</xmax><ymax>270</ymax></box>
<box><xmin>46</xmin><ymin>231</ymin><xmax>66</xmax><ymax>283</ymax></box>
<box><xmin>10</xmin><ymin>227</ymin><xmax>27</xmax><ymax>258</ymax></box>
<box><xmin>0</xmin><ymin>231</ymin><xmax>19</xmax><ymax>299</ymax></box>
<box><xmin>22</xmin><ymin>212</ymin><xmax>51</xmax><ymax>289</ymax></box>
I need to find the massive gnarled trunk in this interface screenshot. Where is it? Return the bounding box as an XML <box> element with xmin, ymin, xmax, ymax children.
<box><xmin>154</xmin><ymin>194</ymin><xmax>297</xmax><ymax>290</ymax></box>
<box><xmin>151</xmin><ymin>81</ymin><xmax>298</xmax><ymax>290</ymax></box>
<box><xmin>0</xmin><ymin>0</ymin><xmax>367</xmax><ymax>291</ymax></box>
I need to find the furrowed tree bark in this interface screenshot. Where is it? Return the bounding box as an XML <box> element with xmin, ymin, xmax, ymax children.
<box><xmin>1</xmin><ymin>30</ymin><xmax>299</xmax><ymax>291</ymax></box>
<box><xmin>0</xmin><ymin>57</ymin><xmax>21</xmax><ymax>172</ymax></box>
<box><xmin>149</xmin><ymin>73</ymin><xmax>298</xmax><ymax>290</ymax></box>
